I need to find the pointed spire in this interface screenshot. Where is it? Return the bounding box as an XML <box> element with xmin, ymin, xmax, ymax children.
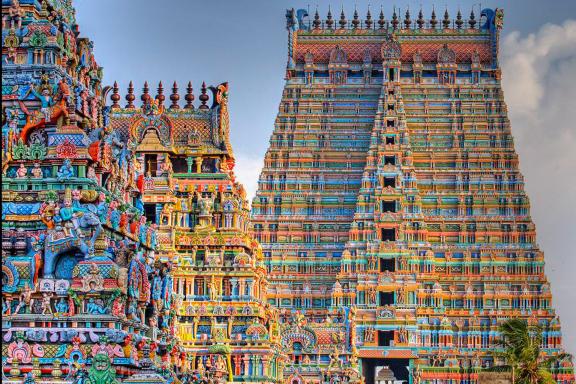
<box><xmin>141</xmin><ymin>81</ymin><xmax>150</xmax><ymax>104</ymax></box>
<box><xmin>313</xmin><ymin>8</ymin><xmax>321</xmax><ymax>29</ymax></box>
<box><xmin>199</xmin><ymin>81</ymin><xmax>209</xmax><ymax>110</ymax></box>
<box><xmin>125</xmin><ymin>81</ymin><xmax>135</xmax><ymax>108</ymax></box>
<box><xmin>365</xmin><ymin>8</ymin><xmax>373</xmax><ymax>29</ymax></box>
<box><xmin>417</xmin><ymin>9</ymin><xmax>424</xmax><ymax>29</ymax></box>
<box><xmin>391</xmin><ymin>8</ymin><xmax>399</xmax><ymax>30</ymax></box>
<box><xmin>430</xmin><ymin>7</ymin><xmax>438</xmax><ymax>29</ymax></box>
<box><xmin>456</xmin><ymin>9</ymin><xmax>463</xmax><ymax>29</ymax></box>
<box><xmin>156</xmin><ymin>81</ymin><xmax>165</xmax><ymax>107</ymax></box>
<box><xmin>443</xmin><ymin>8</ymin><xmax>450</xmax><ymax>29</ymax></box>
<box><xmin>404</xmin><ymin>8</ymin><xmax>411</xmax><ymax>29</ymax></box>
<box><xmin>378</xmin><ymin>8</ymin><xmax>385</xmax><ymax>29</ymax></box>
<box><xmin>339</xmin><ymin>8</ymin><xmax>347</xmax><ymax>29</ymax></box>
<box><xmin>352</xmin><ymin>8</ymin><xmax>360</xmax><ymax>29</ymax></box>
<box><xmin>170</xmin><ymin>81</ymin><xmax>180</xmax><ymax>109</ymax></box>
<box><xmin>111</xmin><ymin>81</ymin><xmax>120</xmax><ymax>109</ymax></box>
<box><xmin>469</xmin><ymin>9</ymin><xmax>477</xmax><ymax>29</ymax></box>
<box><xmin>184</xmin><ymin>81</ymin><xmax>194</xmax><ymax>109</ymax></box>
<box><xmin>326</xmin><ymin>6</ymin><xmax>334</xmax><ymax>29</ymax></box>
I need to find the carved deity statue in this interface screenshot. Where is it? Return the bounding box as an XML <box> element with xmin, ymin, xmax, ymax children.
<box><xmin>14</xmin><ymin>283</ymin><xmax>33</xmax><ymax>314</ymax></box>
<box><xmin>327</xmin><ymin>346</ymin><xmax>343</xmax><ymax>370</ymax></box>
<box><xmin>367</xmin><ymin>287</ymin><xmax>377</xmax><ymax>305</ymax></box>
<box><xmin>16</xmin><ymin>163</ymin><xmax>28</xmax><ymax>179</ymax></box>
<box><xmin>198</xmin><ymin>196</ymin><xmax>213</xmax><ymax>217</ymax></box>
<box><xmin>208</xmin><ymin>276</ymin><xmax>218</xmax><ymax>301</ymax></box>
<box><xmin>85</xmin><ymin>353</ymin><xmax>119</xmax><ymax>384</ymax></box>
<box><xmin>40</xmin><ymin>293</ymin><xmax>53</xmax><ymax>315</ymax></box>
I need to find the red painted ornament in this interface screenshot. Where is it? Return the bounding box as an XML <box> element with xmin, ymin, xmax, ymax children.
<box><xmin>56</xmin><ymin>138</ymin><xmax>78</xmax><ymax>159</ymax></box>
<box><xmin>88</xmin><ymin>140</ymin><xmax>101</xmax><ymax>161</ymax></box>
<box><xmin>137</xmin><ymin>174</ymin><xmax>144</xmax><ymax>193</ymax></box>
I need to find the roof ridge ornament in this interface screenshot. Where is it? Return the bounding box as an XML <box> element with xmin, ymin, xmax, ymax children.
<box><xmin>381</xmin><ymin>34</ymin><xmax>401</xmax><ymax>60</ymax></box>
<box><xmin>438</xmin><ymin>43</ymin><xmax>456</xmax><ymax>64</ymax></box>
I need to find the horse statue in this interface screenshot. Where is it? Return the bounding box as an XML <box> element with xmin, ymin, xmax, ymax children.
<box><xmin>286</xmin><ymin>8</ymin><xmax>309</xmax><ymax>31</ymax></box>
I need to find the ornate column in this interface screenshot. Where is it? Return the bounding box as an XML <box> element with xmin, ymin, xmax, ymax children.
<box><xmin>186</xmin><ymin>156</ymin><xmax>194</xmax><ymax>173</ymax></box>
<box><xmin>262</xmin><ymin>355</ymin><xmax>270</xmax><ymax>378</ymax></box>
<box><xmin>242</xmin><ymin>354</ymin><xmax>250</xmax><ymax>376</ymax></box>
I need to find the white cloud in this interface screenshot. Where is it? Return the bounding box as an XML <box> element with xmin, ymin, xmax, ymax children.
<box><xmin>233</xmin><ymin>152</ymin><xmax>264</xmax><ymax>203</ymax></box>
<box><xmin>501</xmin><ymin>20</ymin><xmax>576</xmax><ymax>355</ymax></box>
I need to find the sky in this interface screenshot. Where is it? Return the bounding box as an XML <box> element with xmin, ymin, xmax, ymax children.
<box><xmin>75</xmin><ymin>0</ymin><xmax>576</xmax><ymax>354</ymax></box>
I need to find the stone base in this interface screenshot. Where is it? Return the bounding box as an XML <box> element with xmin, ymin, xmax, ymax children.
<box><xmin>477</xmin><ymin>372</ymin><xmax>512</xmax><ymax>384</ymax></box>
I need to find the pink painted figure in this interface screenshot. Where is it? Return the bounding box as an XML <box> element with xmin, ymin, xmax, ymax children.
<box><xmin>15</xmin><ymin>163</ymin><xmax>27</xmax><ymax>178</ymax></box>
<box><xmin>87</xmin><ymin>164</ymin><xmax>97</xmax><ymax>181</ymax></box>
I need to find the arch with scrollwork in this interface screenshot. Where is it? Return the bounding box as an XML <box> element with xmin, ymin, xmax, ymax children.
<box><xmin>2</xmin><ymin>259</ymin><xmax>20</xmax><ymax>293</ymax></box>
<box><xmin>129</xmin><ymin>114</ymin><xmax>173</xmax><ymax>147</ymax></box>
<box><xmin>280</xmin><ymin>327</ymin><xmax>317</xmax><ymax>353</ymax></box>
<box><xmin>287</xmin><ymin>373</ymin><xmax>305</xmax><ymax>384</ymax></box>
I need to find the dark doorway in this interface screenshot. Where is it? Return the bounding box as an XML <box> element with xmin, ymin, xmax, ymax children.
<box><xmin>380</xmin><ymin>258</ymin><xmax>395</xmax><ymax>272</ymax></box>
<box><xmin>379</xmin><ymin>291</ymin><xmax>394</xmax><ymax>306</ymax></box>
<box><xmin>172</xmin><ymin>157</ymin><xmax>188</xmax><ymax>173</ymax></box>
<box><xmin>381</xmin><ymin>228</ymin><xmax>396</xmax><ymax>241</ymax></box>
<box><xmin>378</xmin><ymin>330</ymin><xmax>394</xmax><ymax>347</ymax></box>
<box><xmin>144</xmin><ymin>203</ymin><xmax>157</xmax><ymax>224</ymax></box>
<box><xmin>384</xmin><ymin>156</ymin><xmax>396</xmax><ymax>165</ymax></box>
<box><xmin>381</xmin><ymin>201</ymin><xmax>396</xmax><ymax>213</ymax></box>
<box><xmin>144</xmin><ymin>154</ymin><xmax>158</xmax><ymax>176</ymax></box>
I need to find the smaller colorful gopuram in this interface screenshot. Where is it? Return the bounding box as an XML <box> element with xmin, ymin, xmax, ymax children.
<box><xmin>106</xmin><ymin>80</ymin><xmax>287</xmax><ymax>383</ymax></box>
<box><xmin>2</xmin><ymin>0</ymin><xmax>182</xmax><ymax>383</ymax></box>
<box><xmin>277</xmin><ymin>308</ymin><xmax>363</xmax><ymax>384</ymax></box>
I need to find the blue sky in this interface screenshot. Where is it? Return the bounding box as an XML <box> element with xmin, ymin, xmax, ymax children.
<box><xmin>75</xmin><ymin>0</ymin><xmax>576</xmax><ymax>354</ymax></box>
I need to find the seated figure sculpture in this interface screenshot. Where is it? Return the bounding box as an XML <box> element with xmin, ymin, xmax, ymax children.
<box><xmin>57</xmin><ymin>159</ymin><xmax>75</xmax><ymax>181</ymax></box>
<box><xmin>86</xmin><ymin>298</ymin><xmax>107</xmax><ymax>315</ymax></box>
<box><xmin>55</xmin><ymin>298</ymin><xmax>69</xmax><ymax>314</ymax></box>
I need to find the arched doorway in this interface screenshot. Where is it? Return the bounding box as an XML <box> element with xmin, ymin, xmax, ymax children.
<box><xmin>54</xmin><ymin>251</ymin><xmax>84</xmax><ymax>280</ymax></box>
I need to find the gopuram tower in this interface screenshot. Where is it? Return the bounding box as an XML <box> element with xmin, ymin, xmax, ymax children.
<box><xmin>2</xmin><ymin>0</ymin><xmax>180</xmax><ymax>383</ymax></box>
<box><xmin>251</xmin><ymin>7</ymin><xmax>575</xmax><ymax>384</ymax></box>
<box><xmin>106</xmin><ymin>81</ymin><xmax>286</xmax><ymax>383</ymax></box>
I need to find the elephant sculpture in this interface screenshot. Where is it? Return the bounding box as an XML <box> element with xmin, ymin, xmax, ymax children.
<box><xmin>42</xmin><ymin>210</ymin><xmax>103</xmax><ymax>279</ymax></box>
<box><xmin>76</xmin><ymin>210</ymin><xmax>103</xmax><ymax>248</ymax></box>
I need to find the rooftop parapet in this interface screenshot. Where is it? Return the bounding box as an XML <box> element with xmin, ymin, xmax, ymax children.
<box><xmin>286</xmin><ymin>6</ymin><xmax>503</xmax><ymax>33</ymax></box>
<box><xmin>285</xmin><ymin>7</ymin><xmax>504</xmax><ymax>68</ymax></box>
<box><xmin>107</xmin><ymin>80</ymin><xmax>226</xmax><ymax>111</ymax></box>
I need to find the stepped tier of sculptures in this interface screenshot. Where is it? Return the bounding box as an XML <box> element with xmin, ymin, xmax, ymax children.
<box><xmin>2</xmin><ymin>1</ymin><xmax>574</xmax><ymax>384</ymax></box>
<box><xmin>251</xmin><ymin>6</ymin><xmax>574</xmax><ymax>384</ymax></box>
